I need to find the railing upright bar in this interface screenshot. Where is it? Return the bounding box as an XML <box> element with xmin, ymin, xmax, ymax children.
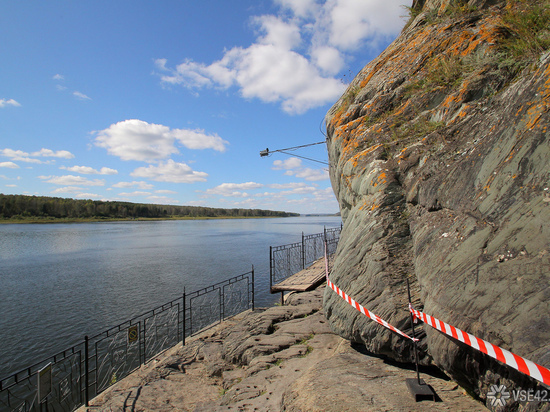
<box><xmin>269</xmin><ymin>246</ymin><xmax>273</xmax><ymax>292</ymax></box>
<box><xmin>142</xmin><ymin>319</ymin><xmax>147</xmax><ymax>365</ymax></box>
<box><xmin>183</xmin><ymin>288</ymin><xmax>186</xmax><ymax>346</ymax></box>
<box><xmin>301</xmin><ymin>232</ymin><xmax>305</xmax><ymax>270</ymax></box>
<box><xmin>84</xmin><ymin>335</ymin><xmax>89</xmax><ymax>407</ymax></box>
<box><xmin>220</xmin><ymin>286</ymin><xmax>224</xmax><ymax>321</ymax></box>
<box><xmin>251</xmin><ymin>266</ymin><xmax>255</xmax><ymax>311</ymax></box>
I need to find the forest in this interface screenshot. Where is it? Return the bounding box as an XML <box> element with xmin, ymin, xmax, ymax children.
<box><xmin>0</xmin><ymin>194</ymin><xmax>299</xmax><ymax>221</ymax></box>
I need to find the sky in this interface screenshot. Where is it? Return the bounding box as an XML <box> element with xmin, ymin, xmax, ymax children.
<box><xmin>0</xmin><ymin>0</ymin><xmax>408</xmax><ymax>215</ymax></box>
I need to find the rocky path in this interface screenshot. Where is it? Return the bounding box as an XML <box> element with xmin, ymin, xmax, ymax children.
<box><xmin>80</xmin><ymin>287</ymin><xmax>487</xmax><ymax>411</ymax></box>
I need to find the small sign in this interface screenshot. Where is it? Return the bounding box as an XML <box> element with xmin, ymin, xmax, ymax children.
<box><xmin>128</xmin><ymin>325</ymin><xmax>139</xmax><ymax>344</ymax></box>
<box><xmin>37</xmin><ymin>363</ymin><xmax>52</xmax><ymax>403</ymax></box>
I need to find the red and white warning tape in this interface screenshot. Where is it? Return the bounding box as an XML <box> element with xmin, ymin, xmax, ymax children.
<box><xmin>323</xmin><ymin>240</ymin><xmax>549</xmax><ymax>386</ymax></box>
<box><xmin>326</xmin><ymin>276</ymin><xmax>418</xmax><ymax>341</ymax></box>
<box><xmin>409</xmin><ymin>305</ymin><xmax>550</xmax><ymax>387</ymax></box>
<box><xmin>323</xmin><ymin>242</ymin><xmax>417</xmax><ymax>341</ymax></box>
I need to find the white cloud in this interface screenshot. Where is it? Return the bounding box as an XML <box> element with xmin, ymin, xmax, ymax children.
<box><xmin>275</xmin><ymin>0</ymin><xmax>320</xmax><ymax>18</ymax></box>
<box><xmin>155</xmin><ymin>189</ymin><xmax>177</xmax><ymax>194</ymax></box>
<box><xmin>1</xmin><ymin>148</ymin><xmax>74</xmax><ymax>164</ymax></box>
<box><xmin>157</xmin><ymin>46</ymin><xmax>345</xmax><ymax>115</ymax></box>
<box><xmin>204</xmin><ymin>182</ymin><xmax>264</xmax><ymax>196</ymax></box>
<box><xmin>291</xmin><ymin>167</ymin><xmax>329</xmax><ymax>181</ymax></box>
<box><xmin>171</xmin><ymin>128</ymin><xmax>228</xmax><ymax>151</ymax></box>
<box><xmin>131</xmin><ymin>159</ymin><xmax>208</xmax><ymax>183</ymax></box>
<box><xmin>322</xmin><ymin>0</ymin><xmax>404</xmax><ymax>51</ymax></box>
<box><xmin>94</xmin><ymin>119</ymin><xmax>228</xmax><ymax>162</ymax></box>
<box><xmin>280</xmin><ymin>185</ymin><xmax>318</xmax><ymax>194</ymax></box>
<box><xmin>146</xmin><ymin>195</ymin><xmax>179</xmax><ymax>204</ymax></box>
<box><xmin>207</xmin><ymin>180</ymin><xmax>338</xmax><ymax>213</ymax></box>
<box><xmin>73</xmin><ymin>91</ymin><xmax>91</xmax><ymax>100</ymax></box>
<box><xmin>272</xmin><ymin>156</ymin><xmax>328</xmax><ymax>181</ymax></box>
<box><xmin>254</xmin><ymin>15</ymin><xmax>302</xmax><ymax>49</ymax></box>
<box><xmin>0</xmin><ymin>161</ymin><xmax>19</xmax><ymax>169</ymax></box>
<box><xmin>32</xmin><ymin>148</ymin><xmax>75</xmax><ymax>159</ymax></box>
<box><xmin>311</xmin><ymin>46</ymin><xmax>344</xmax><ymax>75</ymax></box>
<box><xmin>53</xmin><ymin>74</ymin><xmax>64</xmax><ymax>80</ymax></box>
<box><xmin>272</xmin><ymin>157</ymin><xmax>303</xmax><ymax>170</ymax></box>
<box><xmin>1</xmin><ymin>149</ymin><xmax>43</xmax><ymax>164</ymax></box>
<box><xmin>0</xmin><ymin>98</ymin><xmax>21</xmax><ymax>108</ymax></box>
<box><xmin>61</xmin><ymin>165</ymin><xmax>118</xmax><ymax>175</ymax></box>
<box><xmin>118</xmin><ymin>191</ymin><xmax>152</xmax><ymax>197</ymax></box>
<box><xmin>268</xmin><ymin>182</ymin><xmax>309</xmax><ymax>189</ymax></box>
<box><xmin>40</xmin><ymin>175</ymin><xmax>105</xmax><ymax>186</ymax></box>
<box><xmin>75</xmin><ymin>193</ymin><xmax>103</xmax><ymax>199</ymax></box>
<box><xmin>51</xmin><ymin>186</ymin><xmax>83</xmax><ymax>194</ymax></box>
<box><xmin>112</xmin><ymin>181</ymin><xmax>154</xmax><ymax>189</ymax></box>
<box><xmin>155</xmin><ymin>0</ymin><xmax>405</xmax><ymax>114</ymax></box>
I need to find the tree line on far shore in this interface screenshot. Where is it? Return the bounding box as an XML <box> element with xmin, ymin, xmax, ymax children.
<box><xmin>0</xmin><ymin>194</ymin><xmax>299</xmax><ymax>220</ymax></box>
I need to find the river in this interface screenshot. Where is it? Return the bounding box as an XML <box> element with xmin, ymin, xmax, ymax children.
<box><xmin>0</xmin><ymin>215</ymin><xmax>341</xmax><ymax>378</ymax></box>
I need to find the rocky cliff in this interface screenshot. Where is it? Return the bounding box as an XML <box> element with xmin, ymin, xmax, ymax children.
<box><xmin>324</xmin><ymin>0</ymin><xmax>550</xmax><ymax>409</ymax></box>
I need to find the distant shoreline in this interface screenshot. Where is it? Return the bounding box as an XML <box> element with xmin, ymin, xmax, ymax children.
<box><xmin>0</xmin><ymin>215</ymin><xmax>292</xmax><ymax>224</ymax></box>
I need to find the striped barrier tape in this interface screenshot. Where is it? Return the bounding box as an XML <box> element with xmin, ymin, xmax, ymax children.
<box><xmin>326</xmin><ymin>276</ymin><xmax>418</xmax><ymax>341</ymax></box>
<box><xmin>322</xmin><ymin>240</ymin><xmax>549</xmax><ymax>386</ymax></box>
<box><xmin>409</xmin><ymin>305</ymin><xmax>550</xmax><ymax>387</ymax></box>
<box><xmin>323</xmin><ymin>242</ymin><xmax>417</xmax><ymax>342</ymax></box>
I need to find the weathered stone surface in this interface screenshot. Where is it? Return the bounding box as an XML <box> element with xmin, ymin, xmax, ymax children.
<box><xmin>81</xmin><ymin>288</ymin><xmax>486</xmax><ymax>411</ymax></box>
<box><xmin>282</xmin><ymin>342</ymin><xmax>488</xmax><ymax>412</ymax></box>
<box><xmin>323</xmin><ymin>0</ymin><xmax>550</xmax><ymax>410</ymax></box>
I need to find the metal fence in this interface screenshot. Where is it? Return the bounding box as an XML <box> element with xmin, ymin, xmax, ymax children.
<box><xmin>0</xmin><ymin>269</ymin><xmax>255</xmax><ymax>412</ymax></box>
<box><xmin>269</xmin><ymin>225</ymin><xmax>341</xmax><ymax>291</ymax></box>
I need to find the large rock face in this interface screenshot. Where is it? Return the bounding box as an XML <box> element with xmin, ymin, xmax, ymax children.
<box><xmin>324</xmin><ymin>0</ymin><xmax>549</xmax><ymax>408</ymax></box>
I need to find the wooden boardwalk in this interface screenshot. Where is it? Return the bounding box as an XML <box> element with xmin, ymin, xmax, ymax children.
<box><xmin>271</xmin><ymin>257</ymin><xmax>333</xmax><ymax>293</ymax></box>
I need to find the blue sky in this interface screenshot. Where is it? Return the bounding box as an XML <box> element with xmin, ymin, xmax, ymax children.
<box><xmin>1</xmin><ymin>0</ymin><xmax>407</xmax><ymax>214</ymax></box>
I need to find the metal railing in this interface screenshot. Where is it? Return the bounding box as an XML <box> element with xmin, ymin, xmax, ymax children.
<box><xmin>0</xmin><ymin>268</ymin><xmax>255</xmax><ymax>412</ymax></box>
<box><xmin>269</xmin><ymin>225</ymin><xmax>341</xmax><ymax>291</ymax></box>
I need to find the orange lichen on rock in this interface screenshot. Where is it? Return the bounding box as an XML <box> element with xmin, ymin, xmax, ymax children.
<box><xmin>358</xmin><ymin>47</ymin><xmax>400</xmax><ymax>89</ymax></box>
<box><xmin>372</xmin><ymin>171</ymin><xmax>388</xmax><ymax>188</ymax></box>
<box><xmin>442</xmin><ymin>93</ymin><xmax>463</xmax><ymax>109</ymax></box>
<box><xmin>524</xmin><ymin>104</ymin><xmax>546</xmax><ymax>130</ymax></box>
<box><xmin>341</xmin><ymin>139</ymin><xmax>360</xmax><ymax>159</ymax></box>
<box><xmin>539</xmin><ymin>63</ymin><xmax>550</xmax><ymax>101</ymax></box>
<box><xmin>460</xmin><ymin>17</ymin><xmax>503</xmax><ymax>57</ymax></box>
<box><xmin>483</xmin><ymin>174</ymin><xmax>496</xmax><ymax>192</ymax></box>
<box><xmin>349</xmin><ymin>144</ymin><xmax>383</xmax><ymax>168</ymax></box>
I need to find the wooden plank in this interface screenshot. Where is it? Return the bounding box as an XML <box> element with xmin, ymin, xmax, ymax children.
<box><xmin>271</xmin><ymin>258</ymin><xmax>333</xmax><ymax>293</ymax></box>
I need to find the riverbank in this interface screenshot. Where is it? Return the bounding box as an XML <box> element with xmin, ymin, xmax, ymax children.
<box><xmin>79</xmin><ymin>286</ymin><xmax>486</xmax><ymax>411</ymax></box>
<box><xmin>0</xmin><ymin>215</ymin><xmax>291</xmax><ymax>224</ymax></box>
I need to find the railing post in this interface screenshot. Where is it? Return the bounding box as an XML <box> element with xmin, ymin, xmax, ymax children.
<box><xmin>220</xmin><ymin>286</ymin><xmax>224</xmax><ymax>321</ymax></box>
<box><xmin>269</xmin><ymin>246</ymin><xmax>273</xmax><ymax>292</ymax></box>
<box><xmin>251</xmin><ymin>265</ymin><xmax>255</xmax><ymax>311</ymax></box>
<box><xmin>407</xmin><ymin>279</ymin><xmax>421</xmax><ymax>384</ymax></box>
<box><xmin>301</xmin><ymin>232</ymin><xmax>305</xmax><ymax>270</ymax></box>
<box><xmin>142</xmin><ymin>319</ymin><xmax>147</xmax><ymax>364</ymax></box>
<box><xmin>84</xmin><ymin>335</ymin><xmax>89</xmax><ymax>407</ymax></box>
<box><xmin>182</xmin><ymin>288</ymin><xmax>186</xmax><ymax>347</ymax></box>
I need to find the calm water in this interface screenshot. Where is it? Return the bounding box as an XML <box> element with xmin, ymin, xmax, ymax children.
<box><xmin>0</xmin><ymin>216</ymin><xmax>341</xmax><ymax>378</ymax></box>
